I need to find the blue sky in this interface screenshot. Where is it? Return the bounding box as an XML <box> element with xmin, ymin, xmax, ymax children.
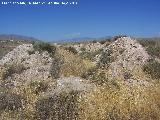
<box><xmin>0</xmin><ymin>0</ymin><xmax>160</xmax><ymax>41</ymax></box>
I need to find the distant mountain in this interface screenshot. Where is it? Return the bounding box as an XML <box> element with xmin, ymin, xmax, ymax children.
<box><xmin>54</xmin><ymin>37</ymin><xmax>94</xmax><ymax>43</ymax></box>
<box><xmin>53</xmin><ymin>36</ymin><xmax>113</xmax><ymax>43</ymax></box>
<box><xmin>0</xmin><ymin>34</ymin><xmax>40</xmax><ymax>42</ymax></box>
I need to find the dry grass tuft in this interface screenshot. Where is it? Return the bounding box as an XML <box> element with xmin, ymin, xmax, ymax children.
<box><xmin>0</xmin><ymin>79</ymin><xmax>53</xmax><ymax>120</ymax></box>
<box><xmin>78</xmin><ymin>83</ymin><xmax>160</xmax><ymax>120</ymax></box>
<box><xmin>57</xmin><ymin>48</ymin><xmax>95</xmax><ymax>77</ymax></box>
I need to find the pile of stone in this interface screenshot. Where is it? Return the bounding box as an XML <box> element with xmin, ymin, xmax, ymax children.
<box><xmin>98</xmin><ymin>37</ymin><xmax>151</xmax><ymax>86</ymax></box>
<box><xmin>0</xmin><ymin>44</ymin><xmax>95</xmax><ymax>94</ymax></box>
<box><xmin>104</xmin><ymin>37</ymin><xmax>150</xmax><ymax>74</ymax></box>
<box><xmin>71</xmin><ymin>42</ymin><xmax>105</xmax><ymax>53</ymax></box>
<box><xmin>0</xmin><ymin>44</ymin><xmax>53</xmax><ymax>87</ymax></box>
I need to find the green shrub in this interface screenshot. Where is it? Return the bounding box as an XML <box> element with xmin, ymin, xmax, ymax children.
<box><xmin>143</xmin><ymin>60</ymin><xmax>160</xmax><ymax>79</ymax></box>
<box><xmin>28</xmin><ymin>50</ymin><xmax>35</xmax><ymax>55</ymax></box>
<box><xmin>80</xmin><ymin>49</ymin><xmax>103</xmax><ymax>61</ymax></box>
<box><xmin>99</xmin><ymin>40</ymin><xmax>106</xmax><ymax>44</ymax></box>
<box><xmin>80</xmin><ymin>47</ymin><xmax>86</xmax><ymax>52</ymax></box>
<box><xmin>113</xmin><ymin>35</ymin><xmax>128</xmax><ymax>41</ymax></box>
<box><xmin>33</xmin><ymin>42</ymin><xmax>56</xmax><ymax>55</ymax></box>
<box><xmin>79</xmin><ymin>51</ymin><xmax>93</xmax><ymax>61</ymax></box>
<box><xmin>91</xmin><ymin>40</ymin><xmax>97</xmax><ymax>43</ymax></box>
<box><xmin>139</xmin><ymin>40</ymin><xmax>160</xmax><ymax>58</ymax></box>
<box><xmin>4</xmin><ymin>63</ymin><xmax>26</xmax><ymax>78</ymax></box>
<box><xmin>146</xmin><ymin>46</ymin><xmax>160</xmax><ymax>57</ymax></box>
<box><xmin>99</xmin><ymin>39</ymin><xmax>112</xmax><ymax>44</ymax></box>
<box><xmin>65</xmin><ymin>46</ymin><xmax>78</xmax><ymax>54</ymax></box>
<box><xmin>50</xmin><ymin>55</ymin><xmax>64</xmax><ymax>79</ymax></box>
<box><xmin>92</xmin><ymin>72</ymin><xmax>108</xmax><ymax>85</ymax></box>
<box><xmin>98</xmin><ymin>49</ymin><xmax>115</xmax><ymax>68</ymax></box>
<box><xmin>29</xmin><ymin>81</ymin><xmax>48</xmax><ymax>95</ymax></box>
<box><xmin>82</xmin><ymin>67</ymin><xmax>108</xmax><ymax>85</ymax></box>
<box><xmin>0</xmin><ymin>66</ymin><xmax>7</xmax><ymax>81</ymax></box>
<box><xmin>139</xmin><ymin>40</ymin><xmax>157</xmax><ymax>47</ymax></box>
<box><xmin>81</xmin><ymin>67</ymin><xmax>97</xmax><ymax>79</ymax></box>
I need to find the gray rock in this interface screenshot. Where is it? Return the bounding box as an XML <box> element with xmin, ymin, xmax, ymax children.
<box><xmin>46</xmin><ymin>77</ymin><xmax>96</xmax><ymax>95</ymax></box>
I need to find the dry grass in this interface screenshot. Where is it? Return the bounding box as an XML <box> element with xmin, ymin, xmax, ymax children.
<box><xmin>2</xmin><ymin>85</ymin><xmax>40</xmax><ymax>120</ymax></box>
<box><xmin>1</xmin><ymin>66</ymin><xmax>160</xmax><ymax>120</ymax></box>
<box><xmin>0</xmin><ymin>78</ymin><xmax>53</xmax><ymax>120</ymax></box>
<box><xmin>57</xmin><ymin>48</ymin><xmax>95</xmax><ymax>77</ymax></box>
<box><xmin>78</xmin><ymin>83</ymin><xmax>160</xmax><ymax>120</ymax></box>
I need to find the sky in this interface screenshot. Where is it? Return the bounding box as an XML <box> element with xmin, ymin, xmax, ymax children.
<box><xmin>0</xmin><ymin>0</ymin><xmax>160</xmax><ymax>41</ymax></box>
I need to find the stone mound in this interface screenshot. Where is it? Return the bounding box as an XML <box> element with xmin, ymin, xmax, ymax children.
<box><xmin>0</xmin><ymin>44</ymin><xmax>53</xmax><ymax>87</ymax></box>
<box><xmin>99</xmin><ymin>37</ymin><xmax>151</xmax><ymax>86</ymax></box>
<box><xmin>0</xmin><ymin>44</ymin><xmax>96</xmax><ymax>93</ymax></box>
<box><xmin>102</xmin><ymin>37</ymin><xmax>150</xmax><ymax>71</ymax></box>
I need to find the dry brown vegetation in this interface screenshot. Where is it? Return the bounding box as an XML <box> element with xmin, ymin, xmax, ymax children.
<box><xmin>0</xmin><ymin>38</ymin><xmax>160</xmax><ymax>120</ymax></box>
<box><xmin>78</xmin><ymin>83</ymin><xmax>160</xmax><ymax>120</ymax></box>
<box><xmin>56</xmin><ymin>48</ymin><xmax>95</xmax><ymax>77</ymax></box>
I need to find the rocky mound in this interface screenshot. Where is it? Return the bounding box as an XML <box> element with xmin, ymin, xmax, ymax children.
<box><xmin>0</xmin><ymin>44</ymin><xmax>53</xmax><ymax>88</ymax></box>
<box><xmin>100</xmin><ymin>37</ymin><xmax>149</xmax><ymax>70</ymax></box>
<box><xmin>0</xmin><ymin>37</ymin><xmax>152</xmax><ymax>89</ymax></box>
<box><xmin>73</xmin><ymin>42</ymin><xmax>105</xmax><ymax>53</ymax></box>
<box><xmin>98</xmin><ymin>37</ymin><xmax>151</xmax><ymax>86</ymax></box>
<box><xmin>0</xmin><ymin>44</ymin><xmax>95</xmax><ymax>93</ymax></box>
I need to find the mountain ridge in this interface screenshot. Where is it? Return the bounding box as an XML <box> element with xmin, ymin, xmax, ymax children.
<box><xmin>0</xmin><ymin>34</ymin><xmax>40</xmax><ymax>42</ymax></box>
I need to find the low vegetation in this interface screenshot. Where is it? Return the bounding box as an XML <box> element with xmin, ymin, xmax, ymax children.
<box><xmin>50</xmin><ymin>54</ymin><xmax>64</xmax><ymax>79</ymax></box>
<box><xmin>35</xmin><ymin>91</ymin><xmax>79</xmax><ymax>120</ymax></box>
<box><xmin>82</xmin><ymin>67</ymin><xmax>108</xmax><ymax>85</ymax></box>
<box><xmin>33</xmin><ymin>41</ymin><xmax>56</xmax><ymax>55</ymax></box>
<box><xmin>64</xmin><ymin>46</ymin><xmax>78</xmax><ymax>54</ymax></box>
<box><xmin>0</xmin><ymin>77</ymin><xmax>79</xmax><ymax>119</ymax></box>
<box><xmin>78</xmin><ymin>84</ymin><xmax>160</xmax><ymax>120</ymax></box>
<box><xmin>79</xmin><ymin>48</ymin><xmax>102</xmax><ymax>61</ymax></box>
<box><xmin>0</xmin><ymin>93</ymin><xmax>23</xmax><ymax>112</ymax></box>
<box><xmin>2</xmin><ymin>63</ymin><xmax>26</xmax><ymax>80</ymax></box>
<box><xmin>147</xmin><ymin>46</ymin><xmax>160</xmax><ymax>58</ymax></box>
<box><xmin>0</xmin><ymin>37</ymin><xmax>160</xmax><ymax>119</ymax></box>
<box><xmin>98</xmin><ymin>49</ymin><xmax>115</xmax><ymax>68</ymax></box>
<box><xmin>55</xmin><ymin>48</ymin><xmax>94</xmax><ymax>77</ymax></box>
<box><xmin>139</xmin><ymin>39</ymin><xmax>160</xmax><ymax>58</ymax></box>
<box><xmin>0</xmin><ymin>78</ymin><xmax>52</xmax><ymax>119</ymax></box>
<box><xmin>143</xmin><ymin>59</ymin><xmax>160</xmax><ymax>79</ymax></box>
<box><xmin>99</xmin><ymin>38</ymin><xmax>112</xmax><ymax>45</ymax></box>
